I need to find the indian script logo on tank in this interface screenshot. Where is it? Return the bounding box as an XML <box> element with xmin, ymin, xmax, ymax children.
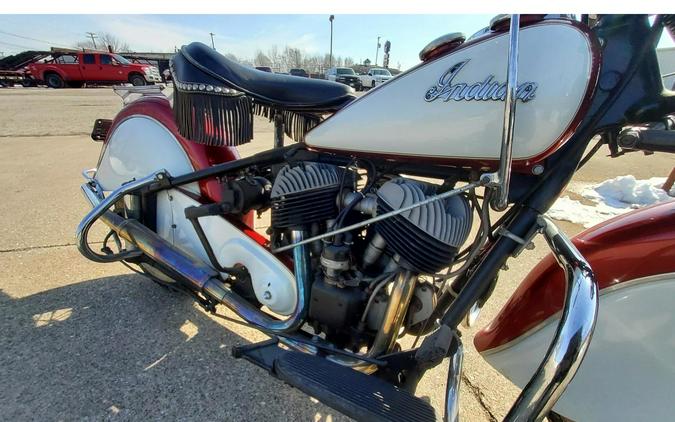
<box><xmin>424</xmin><ymin>60</ymin><xmax>538</xmax><ymax>103</ymax></box>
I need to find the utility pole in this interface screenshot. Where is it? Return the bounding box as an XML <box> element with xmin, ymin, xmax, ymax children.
<box><xmin>209</xmin><ymin>32</ymin><xmax>216</xmax><ymax>50</ymax></box>
<box><xmin>329</xmin><ymin>15</ymin><xmax>335</xmax><ymax>68</ymax></box>
<box><xmin>374</xmin><ymin>36</ymin><xmax>381</xmax><ymax>67</ymax></box>
<box><xmin>86</xmin><ymin>32</ymin><xmax>98</xmax><ymax>49</ymax></box>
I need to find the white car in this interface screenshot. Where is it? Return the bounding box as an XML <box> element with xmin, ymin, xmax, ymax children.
<box><xmin>359</xmin><ymin>68</ymin><xmax>393</xmax><ymax>89</ymax></box>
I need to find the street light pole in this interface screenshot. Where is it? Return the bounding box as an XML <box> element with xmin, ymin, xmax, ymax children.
<box><xmin>329</xmin><ymin>15</ymin><xmax>334</xmax><ymax>69</ymax></box>
<box><xmin>375</xmin><ymin>36</ymin><xmax>381</xmax><ymax>66</ymax></box>
<box><xmin>209</xmin><ymin>32</ymin><xmax>216</xmax><ymax>50</ymax></box>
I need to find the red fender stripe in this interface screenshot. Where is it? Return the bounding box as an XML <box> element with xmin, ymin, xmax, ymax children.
<box><xmin>475</xmin><ymin>200</ymin><xmax>675</xmax><ymax>353</ymax></box>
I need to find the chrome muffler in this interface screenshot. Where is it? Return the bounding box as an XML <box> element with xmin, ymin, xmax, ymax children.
<box><xmin>77</xmin><ymin>174</ymin><xmax>311</xmax><ymax>333</ymax></box>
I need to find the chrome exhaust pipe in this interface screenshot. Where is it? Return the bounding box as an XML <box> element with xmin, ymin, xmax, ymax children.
<box><xmin>78</xmin><ymin>181</ymin><xmax>311</xmax><ymax>333</ymax></box>
<box><xmin>328</xmin><ymin>270</ymin><xmax>417</xmax><ymax>373</ymax></box>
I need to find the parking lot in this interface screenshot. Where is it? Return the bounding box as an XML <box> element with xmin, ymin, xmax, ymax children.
<box><xmin>0</xmin><ymin>87</ymin><xmax>673</xmax><ymax>421</ymax></box>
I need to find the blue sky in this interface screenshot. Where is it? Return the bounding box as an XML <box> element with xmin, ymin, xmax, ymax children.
<box><xmin>0</xmin><ymin>14</ymin><xmax>673</xmax><ymax>70</ymax></box>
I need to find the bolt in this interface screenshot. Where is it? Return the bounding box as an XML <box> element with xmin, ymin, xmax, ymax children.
<box><xmin>532</xmin><ymin>164</ymin><xmax>544</xmax><ymax>175</ymax></box>
<box><xmin>263</xmin><ymin>291</ymin><xmax>272</xmax><ymax>301</ymax></box>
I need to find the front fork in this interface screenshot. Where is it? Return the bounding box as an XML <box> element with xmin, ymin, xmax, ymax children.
<box><xmin>443</xmin><ymin>215</ymin><xmax>598</xmax><ymax>422</ymax></box>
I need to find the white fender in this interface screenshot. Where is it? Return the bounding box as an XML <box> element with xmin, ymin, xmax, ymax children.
<box><xmin>96</xmin><ymin>115</ymin><xmax>298</xmax><ymax>315</ymax></box>
<box><xmin>481</xmin><ymin>273</ymin><xmax>675</xmax><ymax>421</ymax></box>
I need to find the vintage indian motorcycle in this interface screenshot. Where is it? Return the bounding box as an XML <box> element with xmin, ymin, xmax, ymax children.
<box><xmin>77</xmin><ymin>14</ymin><xmax>675</xmax><ymax>421</ymax></box>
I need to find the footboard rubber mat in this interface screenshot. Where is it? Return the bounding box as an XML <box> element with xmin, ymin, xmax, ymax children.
<box><xmin>274</xmin><ymin>352</ymin><xmax>439</xmax><ymax>422</ymax></box>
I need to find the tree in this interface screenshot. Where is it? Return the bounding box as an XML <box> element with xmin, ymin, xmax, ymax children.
<box><xmin>76</xmin><ymin>32</ymin><xmax>130</xmax><ymax>52</ymax></box>
<box><xmin>267</xmin><ymin>46</ymin><xmax>280</xmax><ymax>71</ymax></box>
<box><xmin>322</xmin><ymin>53</ymin><xmax>332</xmax><ymax>70</ymax></box>
<box><xmin>254</xmin><ymin>51</ymin><xmax>272</xmax><ymax>67</ymax></box>
<box><xmin>284</xmin><ymin>46</ymin><xmax>303</xmax><ymax>69</ymax></box>
<box><xmin>344</xmin><ymin>57</ymin><xmax>355</xmax><ymax>67</ymax></box>
<box><xmin>363</xmin><ymin>58</ymin><xmax>371</xmax><ymax>66</ymax></box>
<box><xmin>224</xmin><ymin>53</ymin><xmax>240</xmax><ymax>63</ymax></box>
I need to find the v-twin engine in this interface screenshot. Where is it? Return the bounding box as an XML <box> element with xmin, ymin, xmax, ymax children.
<box><xmin>267</xmin><ymin>162</ymin><xmax>473</xmax><ymax>348</ymax></box>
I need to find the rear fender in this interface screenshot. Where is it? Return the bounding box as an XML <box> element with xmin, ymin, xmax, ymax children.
<box><xmin>95</xmin><ymin>95</ymin><xmax>255</xmax><ymax>228</ymax></box>
<box><xmin>40</xmin><ymin>66</ymin><xmax>67</xmax><ymax>81</ymax></box>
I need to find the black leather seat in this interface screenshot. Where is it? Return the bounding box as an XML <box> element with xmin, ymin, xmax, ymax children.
<box><xmin>172</xmin><ymin>42</ymin><xmax>356</xmax><ymax>111</ymax></box>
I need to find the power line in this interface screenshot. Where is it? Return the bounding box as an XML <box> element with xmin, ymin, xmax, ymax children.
<box><xmin>0</xmin><ymin>29</ymin><xmax>57</xmax><ymax>46</ymax></box>
<box><xmin>0</xmin><ymin>29</ymin><xmax>75</xmax><ymax>50</ymax></box>
<box><xmin>0</xmin><ymin>40</ymin><xmax>37</xmax><ymax>50</ymax></box>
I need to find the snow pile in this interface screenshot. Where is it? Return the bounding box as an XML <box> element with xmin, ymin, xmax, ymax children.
<box><xmin>547</xmin><ymin>175</ymin><xmax>674</xmax><ymax>228</ymax></box>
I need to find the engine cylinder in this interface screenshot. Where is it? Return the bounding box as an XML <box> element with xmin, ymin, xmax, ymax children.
<box><xmin>270</xmin><ymin>162</ymin><xmax>346</xmax><ymax>228</ymax></box>
<box><xmin>374</xmin><ymin>178</ymin><xmax>473</xmax><ymax>274</ymax></box>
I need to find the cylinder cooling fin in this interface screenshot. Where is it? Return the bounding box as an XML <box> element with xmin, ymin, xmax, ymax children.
<box><xmin>270</xmin><ymin>162</ymin><xmax>346</xmax><ymax>228</ymax></box>
<box><xmin>374</xmin><ymin>178</ymin><xmax>473</xmax><ymax>274</ymax></box>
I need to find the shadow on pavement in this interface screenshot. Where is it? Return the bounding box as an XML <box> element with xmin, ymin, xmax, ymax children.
<box><xmin>0</xmin><ymin>273</ymin><xmax>347</xmax><ymax>421</ymax></box>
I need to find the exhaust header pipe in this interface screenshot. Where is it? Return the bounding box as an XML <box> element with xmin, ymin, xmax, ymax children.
<box><xmin>78</xmin><ymin>178</ymin><xmax>311</xmax><ymax>333</ymax></box>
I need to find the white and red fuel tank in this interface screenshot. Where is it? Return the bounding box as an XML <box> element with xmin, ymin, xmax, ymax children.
<box><xmin>305</xmin><ymin>19</ymin><xmax>599</xmax><ymax>172</ymax></box>
<box><xmin>474</xmin><ymin>201</ymin><xmax>675</xmax><ymax>421</ymax></box>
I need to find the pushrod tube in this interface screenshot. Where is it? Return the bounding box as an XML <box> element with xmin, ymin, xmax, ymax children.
<box><xmin>504</xmin><ymin>216</ymin><xmax>598</xmax><ymax>421</ymax></box>
<box><xmin>493</xmin><ymin>14</ymin><xmax>520</xmax><ymax>211</ymax></box>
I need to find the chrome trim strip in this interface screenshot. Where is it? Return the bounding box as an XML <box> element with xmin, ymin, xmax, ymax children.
<box><xmin>504</xmin><ymin>216</ymin><xmax>598</xmax><ymax>421</ymax></box>
<box><xmin>493</xmin><ymin>14</ymin><xmax>520</xmax><ymax>211</ymax></box>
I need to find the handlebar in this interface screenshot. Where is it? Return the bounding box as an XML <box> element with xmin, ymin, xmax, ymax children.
<box><xmin>618</xmin><ymin>127</ymin><xmax>675</xmax><ymax>153</ymax></box>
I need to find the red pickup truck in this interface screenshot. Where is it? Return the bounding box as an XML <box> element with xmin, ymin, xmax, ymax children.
<box><xmin>27</xmin><ymin>51</ymin><xmax>162</xmax><ymax>88</ymax></box>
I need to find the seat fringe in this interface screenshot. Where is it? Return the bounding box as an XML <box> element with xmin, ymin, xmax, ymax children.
<box><xmin>253</xmin><ymin>102</ymin><xmax>322</xmax><ymax>143</ymax></box>
<box><xmin>174</xmin><ymin>83</ymin><xmax>322</xmax><ymax>147</ymax></box>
